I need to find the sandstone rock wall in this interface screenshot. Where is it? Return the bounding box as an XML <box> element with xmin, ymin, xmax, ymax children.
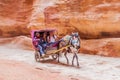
<box><xmin>80</xmin><ymin>38</ymin><xmax>120</xmax><ymax>57</ymax></box>
<box><xmin>42</xmin><ymin>0</ymin><xmax>120</xmax><ymax>38</ymax></box>
<box><xmin>0</xmin><ymin>0</ymin><xmax>33</xmax><ymax>37</ymax></box>
<box><xmin>0</xmin><ymin>0</ymin><xmax>120</xmax><ymax>38</ymax></box>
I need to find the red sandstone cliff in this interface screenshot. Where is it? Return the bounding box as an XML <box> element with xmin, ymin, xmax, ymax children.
<box><xmin>0</xmin><ymin>0</ymin><xmax>33</xmax><ymax>37</ymax></box>
<box><xmin>29</xmin><ymin>0</ymin><xmax>120</xmax><ymax>38</ymax></box>
<box><xmin>0</xmin><ymin>0</ymin><xmax>120</xmax><ymax>38</ymax></box>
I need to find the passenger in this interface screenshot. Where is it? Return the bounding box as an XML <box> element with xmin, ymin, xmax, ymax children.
<box><xmin>47</xmin><ymin>31</ymin><xmax>57</xmax><ymax>45</ymax></box>
<box><xmin>34</xmin><ymin>32</ymin><xmax>46</xmax><ymax>57</ymax></box>
<box><xmin>42</xmin><ymin>32</ymin><xmax>47</xmax><ymax>49</ymax></box>
<box><xmin>47</xmin><ymin>31</ymin><xmax>63</xmax><ymax>47</ymax></box>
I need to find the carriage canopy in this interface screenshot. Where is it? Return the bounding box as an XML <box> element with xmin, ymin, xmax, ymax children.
<box><xmin>31</xmin><ymin>29</ymin><xmax>56</xmax><ymax>41</ymax></box>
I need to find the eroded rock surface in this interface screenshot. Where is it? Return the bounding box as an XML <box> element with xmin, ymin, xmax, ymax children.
<box><xmin>0</xmin><ymin>0</ymin><xmax>120</xmax><ymax>38</ymax></box>
<box><xmin>80</xmin><ymin>38</ymin><xmax>120</xmax><ymax>57</ymax></box>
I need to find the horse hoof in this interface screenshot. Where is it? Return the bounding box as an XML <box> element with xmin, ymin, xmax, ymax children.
<box><xmin>72</xmin><ymin>64</ymin><xmax>74</xmax><ymax>66</ymax></box>
<box><xmin>67</xmin><ymin>61</ymin><xmax>69</xmax><ymax>65</ymax></box>
<box><xmin>77</xmin><ymin>64</ymin><xmax>80</xmax><ymax>68</ymax></box>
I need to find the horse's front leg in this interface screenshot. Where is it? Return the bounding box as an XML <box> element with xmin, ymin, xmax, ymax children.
<box><xmin>75</xmin><ymin>52</ymin><xmax>79</xmax><ymax>67</ymax></box>
<box><xmin>72</xmin><ymin>53</ymin><xmax>76</xmax><ymax>66</ymax></box>
<box><xmin>64</xmin><ymin>51</ymin><xmax>69</xmax><ymax>65</ymax></box>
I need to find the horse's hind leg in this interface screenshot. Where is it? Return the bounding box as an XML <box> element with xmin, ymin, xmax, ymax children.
<box><xmin>57</xmin><ymin>50</ymin><xmax>62</xmax><ymax>63</ymax></box>
<box><xmin>57</xmin><ymin>53</ymin><xmax>60</xmax><ymax>63</ymax></box>
<box><xmin>64</xmin><ymin>51</ymin><xmax>69</xmax><ymax>65</ymax></box>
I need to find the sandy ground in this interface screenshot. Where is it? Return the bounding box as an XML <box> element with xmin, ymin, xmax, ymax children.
<box><xmin>0</xmin><ymin>59</ymin><xmax>71</xmax><ymax>80</ymax></box>
<box><xmin>0</xmin><ymin>44</ymin><xmax>120</xmax><ymax>80</ymax></box>
<box><xmin>0</xmin><ymin>45</ymin><xmax>89</xmax><ymax>80</ymax></box>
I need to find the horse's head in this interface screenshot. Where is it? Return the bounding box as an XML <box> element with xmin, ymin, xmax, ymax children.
<box><xmin>71</xmin><ymin>32</ymin><xmax>79</xmax><ymax>37</ymax></box>
<box><xmin>70</xmin><ymin>32</ymin><xmax>80</xmax><ymax>49</ymax></box>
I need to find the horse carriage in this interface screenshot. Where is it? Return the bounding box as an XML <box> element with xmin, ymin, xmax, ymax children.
<box><xmin>31</xmin><ymin>29</ymin><xmax>81</xmax><ymax>67</ymax></box>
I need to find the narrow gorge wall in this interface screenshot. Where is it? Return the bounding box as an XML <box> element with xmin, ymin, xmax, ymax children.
<box><xmin>0</xmin><ymin>0</ymin><xmax>120</xmax><ymax>38</ymax></box>
<box><xmin>29</xmin><ymin>0</ymin><xmax>120</xmax><ymax>38</ymax></box>
<box><xmin>0</xmin><ymin>0</ymin><xmax>33</xmax><ymax>37</ymax></box>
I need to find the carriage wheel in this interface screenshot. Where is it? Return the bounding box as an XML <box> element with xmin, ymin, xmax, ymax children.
<box><xmin>34</xmin><ymin>52</ymin><xmax>38</xmax><ymax>62</ymax></box>
<box><xmin>51</xmin><ymin>53</ymin><xmax>58</xmax><ymax>60</ymax></box>
<box><xmin>34</xmin><ymin>51</ymin><xmax>41</xmax><ymax>62</ymax></box>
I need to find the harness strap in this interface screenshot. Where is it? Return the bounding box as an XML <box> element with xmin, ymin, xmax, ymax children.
<box><xmin>47</xmin><ymin>45</ymin><xmax>71</xmax><ymax>54</ymax></box>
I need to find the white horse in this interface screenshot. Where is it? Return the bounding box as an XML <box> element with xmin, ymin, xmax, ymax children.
<box><xmin>58</xmin><ymin>32</ymin><xmax>81</xmax><ymax>67</ymax></box>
